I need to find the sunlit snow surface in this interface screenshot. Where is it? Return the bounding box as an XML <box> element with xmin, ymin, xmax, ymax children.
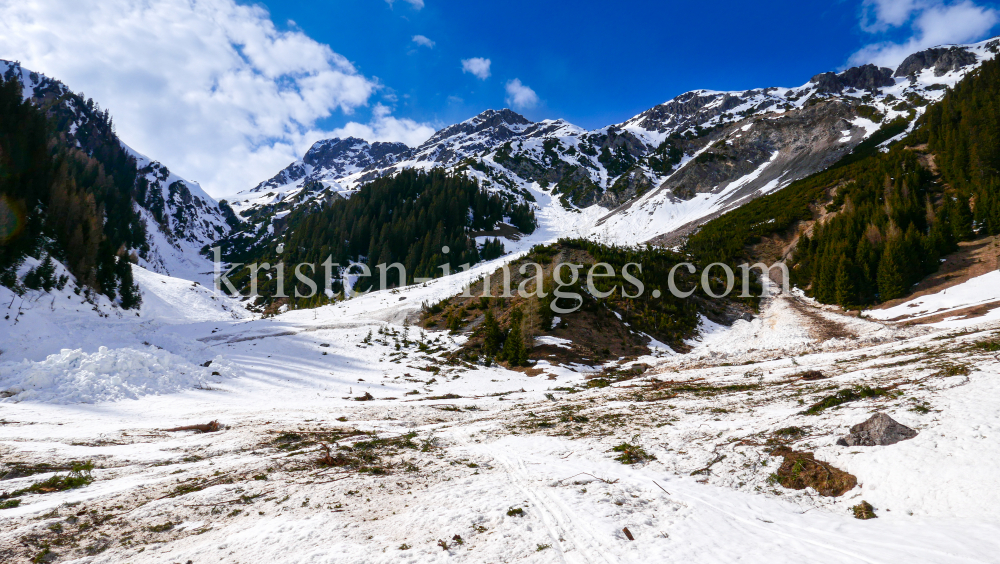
<box><xmin>867</xmin><ymin>270</ymin><xmax>1000</xmax><ymax>326</ymax></box>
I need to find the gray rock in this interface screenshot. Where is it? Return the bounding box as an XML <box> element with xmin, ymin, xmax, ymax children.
<box><xmin>836</xmin><ymin>413</ymin><xmax>917</xmax><ymax>446</ymax></box>
<box><xmin>810</xmin><ymin>64</ymin><xmax>895</xmax><ymax>93</ymax></box>
<box><xmin>894</xmin><ymin>47</ymin><xmax>977</xmax><ymax>78</ymax></box>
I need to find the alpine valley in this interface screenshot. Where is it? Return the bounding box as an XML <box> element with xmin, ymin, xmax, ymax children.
<box><xmin>2</xmin><ymin>34</ymin><xmax>1000</xmax><ymax>564</ymax></box>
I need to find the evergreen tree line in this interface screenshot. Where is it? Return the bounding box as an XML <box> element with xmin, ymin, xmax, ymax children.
<box><xmin>918</xmin><ymin>52</ymin><xmax>1000</xmax><ymax>236</ymax></box>
<box><xmin>0</xmin><ymin>74</ymin><xmax>143</xmax><ymax>308</ymax></box>
<box><xmin>227</xmin><ymin>169</ymin><xmax>536</xmax><ymax>304</ymax></box>
<box><xmin>688</xmin><ymin>54</ymin><xmax>1000</xmax><ymax>306</ymax></box>
<box><xmin>792</xmin><ymin>55</ymin><xmax>1000</xmax><ymax>306</ymax></box>
<box><xmin>789</xmin><ymin>149</ymin><xmax>964</xmax><ymax>305</ymax></box>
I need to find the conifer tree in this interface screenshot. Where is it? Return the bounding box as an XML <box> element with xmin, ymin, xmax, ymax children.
<box><xmin>877</xmin><ymin>243</ymin><xmax>906</xmax><ymax>301</ymax></box>
<box><xmin>502</xmin><ymin>307</ymin><xmax>528</xmax><ymax>367</ymax></box>
<box><xmin>481</xmin><ymin>308</ymin><xmax>503</xmax><ymax>357</ymax></box>
<box><xmin>834</xmin><ymin>254</ymin><xmax>857</xmax><ymax>307</ymax></box>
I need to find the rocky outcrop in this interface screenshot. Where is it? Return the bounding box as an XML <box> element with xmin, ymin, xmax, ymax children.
<box><xmin>656</xmin><ymin>98</ymin><xmax>862</xmax><ymax>202</ymax></box>
<box><xmin>836</xmin><ymin>413</ymin><xmax>917</xmax><ymax>446</ymax></box>
<box><xmin>894</xmin><ymin>46</ymin><xmax>977</xmax><ymax>78</ymax></box>
<box><xmin>413</xmin><ymin>109</ymin><xmax>531</xmax><ymax>164</ymax></box>
<box><xmin>811</xmin><ymin>64</ymin><xmax>895</xmax><ymax>93</ymax></box>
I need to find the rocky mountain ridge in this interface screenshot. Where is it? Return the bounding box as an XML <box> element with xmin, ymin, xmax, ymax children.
<box><xmin>225</xmin><ymin>38</ymin><xmax>997</xmax><ymax>255</ymax></box>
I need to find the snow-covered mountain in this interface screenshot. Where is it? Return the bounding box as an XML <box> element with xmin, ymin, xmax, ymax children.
<box><xmin>0</xmin><ymin>60</ymin><xmax>232</xmax><ymax>283</ymax></box>
<box><xmin>226</xmin><ymin>39</ymin><xmax>997</xmax><ymax>253</ymax></box>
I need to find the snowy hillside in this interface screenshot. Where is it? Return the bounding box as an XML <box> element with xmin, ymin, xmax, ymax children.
<box><xmin>2</xmin><ymin>247</ymin><xmax>1000</xmax><ymax>562</ymax></box>
<box><xmin>225</xmin><ymin>39</ymin><xmax>998</xmax><ymax>255</ymax></box>
<box><xmin>0</xmin><ymin>60</ymin><xmax>232</xmax><ymax>284</ymax></box>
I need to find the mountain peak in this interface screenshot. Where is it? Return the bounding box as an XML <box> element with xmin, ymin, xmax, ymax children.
<box><xmin>468</xmin><ymin>108</ymin><xmax>531</xmax><ymax>126</ymax></box>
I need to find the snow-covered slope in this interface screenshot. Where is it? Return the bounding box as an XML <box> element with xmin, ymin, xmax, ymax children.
<box><xmin>0</xmin><ymin>60</ymin><xmax>232</xmax><ymax>283</ymax></box>
<box><xmin>225</xmin><ymin>39</ymin><xmax>998</xmax><ymax>255</ymax></box>
<box><xmin>2</xmin><ymin>250</ymin><xmax>1000</xmax><ymax>563</ymax></box>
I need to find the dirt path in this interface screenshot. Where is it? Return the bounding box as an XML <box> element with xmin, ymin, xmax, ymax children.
<box><xmin>786</xmin><ymin>296</ymin><xmax>858</xmax><ymax>341</ymax></box>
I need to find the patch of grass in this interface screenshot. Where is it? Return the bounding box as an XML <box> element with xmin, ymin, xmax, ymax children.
<box><xmin>586</xmin><ymin>379</ymin><xmax>610</xmax><ymax>389</ymax></box>
<box><xmin>938</xmin><ymin>363</ymin><xmax>971</xmax><ymax>377</ymax></box>
<box><xmin>770</xmin><ymin>447</ymin><xmax>857</xmax><ymax>497</ymax></box>
<box><xmin>506</xmin><ymin>506</ymin><xmax>524</xmax><ymax>517</ymax></box>
<box><xmin>148</xmin><ymin>522</ymin><xmax>174</xmax><ymax>533</ymax></box>
<box><xmin>773</xmin><ymin>426</ymin><xmax>806</xmax><ymax>438</ymax></box>
<box><xmin>398</xmin><ymin>544</ymin><xmax>411</xmax><ymax>550</ymax></box>
<box><xmin>852</xmin><ymin>500</ymin><xmax>877</xmax><ymax>519</ymax></box>
<box><xmin>611</xmin><ymin>442</ymin><xmax>654</xmax><ymax>465</ymax></box>
<box><xmin>973</xmin><ymin>339</ymin><xmax>1000</xmax><ymax>352</ymax></box>
<box><xmin>9</xmin><ymin>461</ymin><xmax>94</xmax><ymax>497</ymax></box>
<box><xmin>537</xmin><ymin>543</ymin><xmax>552</xmax><ymax>551</ymax></box>
<box><xmin>803</xmin><ymin>386</ymin><xmax>890</xmax><ymax>415</ymax></box>
<box><xmin>31</xmin><ymin>547</ymin><xmax>54</xmax><ymax>564</ymax></box>
<box><xmin>0</xmin><ymin>499</ymin><xmax>21</xmax><ymax>509</ymax></box>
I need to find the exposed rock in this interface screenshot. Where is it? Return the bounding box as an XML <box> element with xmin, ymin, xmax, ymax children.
<box><xmin>810</xmin><ymin>64</ymin><xmax>894</xmax><ymax>93</ymax></box>
<box><xmin>836</xmin><ymin>412</ymin><xmax>917</xmax><ymax>446</ymax></box>
<box><xmin>894</xmin><ymin>47</ymin><xmax>977</xmax><ymax>78</ymax></box>
<box><xmin>655</xmin><ymin>98</ymin><xmax>861</xmax><ymax>203</ymax></box>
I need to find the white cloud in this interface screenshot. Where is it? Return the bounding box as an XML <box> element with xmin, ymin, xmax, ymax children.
<box><xmin>412</xmin><ymin>35</ymin><xmax>435</xmax><ymax>48</ymax></box>
<box><xmin>0</xmin><ymin>0</ymin><xmax>435</xmax><ymax>198</ymax></box>
<box><xmin>860</xmin><ymin>0</ymin><xmax>923</xmax><ymax>32</ymax></box>
<box><xmin>504</xmin><ymin>79</ymin><xmax>538</xmax><ymax>110</ymax></box>
<box><xmin>330</xmin><ymin>104</ymin><xmax>436</xmax><ymax>148</ymax></box>
<box><xmin>461</xmin><ymin>57</ymin><xmax>492</xmax><ymax>80</ymax></box>
<box><xmin>851</xmin><ymin>0</ymin><xmax>999</xmax><ymax>68</ymax></box>
<box><xmin>386</xmin><ymin>0</ymin><xmax>425</xmax><ymax>10</ymax></box>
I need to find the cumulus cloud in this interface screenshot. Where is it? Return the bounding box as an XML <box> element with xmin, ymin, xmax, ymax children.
<box><xmin>412</xmin><ymin>35</ymin><xmax>435</xmax><ymax>48</ymax></box>
<box><xmin>860</xmin><ymin>0</ymin><xmax>923</xmax><ymax>32</ymax></box>
<box><xmin>0</xmin><ymin>0</ymin><xmax>434</xmax><ymax>197</ymax></box>
<box><xmin>850</xmin><ymin>0</ymin><xmax>1000</xmax><ymax>68</ymax></box>
<box><xmin>504</xmin><ymin>79</ymin><xmax>538</xmax><ymax>110</ymax></box>
<box><xmin>386</xmin><ymin>0</ymin><xmax>424</xmax><ymax>10</ymax></box>
<box><xmin>329</xmin><ymin>104</ymin><xmax>437</xmax><ymax>148</ymax></box>
<box><xmin>461</xmin><ymin>57</ymin><xmax>492</xmax><ymax>80</ymax></box>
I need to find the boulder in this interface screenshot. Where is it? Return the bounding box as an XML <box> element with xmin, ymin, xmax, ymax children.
<box><xmin>836</xmin><ymin>413</ymin><xmax>917</xmax><ymax>446</ymax></box>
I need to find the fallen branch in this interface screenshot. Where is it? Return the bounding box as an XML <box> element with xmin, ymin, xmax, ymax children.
<box><xmin>162</xmin><ymin>421</ymin><xmax>221</xmax><ymax>433</ymax></box>
<box><xmin>652</xmin><ymin>480</ymin><xmax>672</xmax><ymax>496</ymax></box>
<box><xmin>690</xmin><ymin>454</ymin><xmax>726</xmax><ymax>476</ymax></box>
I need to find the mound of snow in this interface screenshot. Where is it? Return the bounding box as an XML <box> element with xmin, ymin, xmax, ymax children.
<box><xmin>0</xmin><ymin>346</ymin><xmax>241</xmax><ymax>404</ymax></box>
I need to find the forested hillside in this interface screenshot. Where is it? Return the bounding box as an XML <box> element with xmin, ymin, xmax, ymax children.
<box><xmin>219</xmin><ymin>169</ymin><xmax>535</xmax><ymax>309</ymax></box>
<box><xmin>686</xmin><ymin>54</ymin><xmax>1000</xmax><ymax>307</ymax></box>
<box><xmin>0</xmin><ymin>74</ymin><xmax>144</xmax><ymax>308</ymax></box>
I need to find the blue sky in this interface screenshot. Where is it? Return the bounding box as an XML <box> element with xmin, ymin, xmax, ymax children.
<box><xmin>263</xmin><ymin>0</ymin><xmax>1000</xmax><ymax>130</ymax></box>
<box><xmin>1</xmin><ymin>0</ymin><xmax>997</xmax><ymax>196</ymax></box>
